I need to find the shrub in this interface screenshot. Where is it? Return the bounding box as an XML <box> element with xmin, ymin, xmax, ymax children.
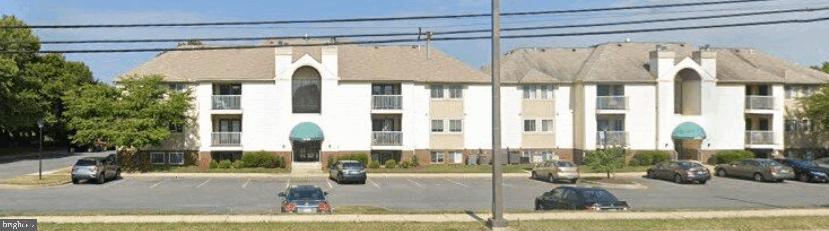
<box><xmin>710</xmin><ymin>150</ymin><xmax>754</xmax><ymax>164</ymax></box>
<box><xmin>231</xmin><ymin>160</ymin><xmax>244</xmax><ymax>169</ymax></box>
<box><xmin>218</xmin><ymin>160</ymin><xmax>232</xmax><ymax>169</ymax></box>
<box><xmin>368</xmin><ymin>160</ymin><xmax>380</xmax><ymax>169</ymax></box>
<box><xmin>585</xmin><ymin>147</ymin><xmax>626</xmax><ymax>178</ymax></box>
<box><xmin>400</xmin><ymin>161</ymin><xmax>411</xmax><ymax>169</ymax></box>
<box><xmin>209</xmin><ymin>160</ymin><xmax>219</xmax><ymax>169</ymax></box>
<box><xmin>384</xmin><ymin>159</ymin><xmax>397</xmax><ymax>169</ymax></box>
<box><xmin>411</xmin><ymin>154</ymin><xmax>420</xmax><ymax>167</ymax></box>
<box><xmin>629</xmin><ymin>151</ymin><xmax>671</xmax><ymax>166</ymax></box>
<box><xmin>241</xmin><ymin>151</ymin><xmax>282</xmax><ymax>168</ymax></box>
<box><xmin>334</xmin><ymin>153</ymin><xmax>370</xmax><ymax>165</ymax></box>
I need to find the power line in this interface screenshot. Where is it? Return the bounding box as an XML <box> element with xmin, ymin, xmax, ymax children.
<box><xmin>28</xmin><ymin>6</ymin><xmax>829</xmax><ymax>45</ymax></box>
<box><xmin>2</xmin><ymin>0</ymin><xmax>775</xmax><ymax>29</ymax></box>
<box><xmin>8</xmin><ymin>16</ymin><xmax>827</xmax><ymax>54</ymax></box>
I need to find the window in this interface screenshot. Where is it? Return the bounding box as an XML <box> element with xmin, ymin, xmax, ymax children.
<box><xmin>448</xmin><ymin>85</ymin><xmax>463</xmax><ymax>99</ymax></box>
<box><xmin>213</xmin><ymin>83</ymin><xmax>241</xmax><ymax>95</ymax></box>
<box><xmin>211</xmin><ymin>151</ymin><xmax>242</xmax><ymax>162</ymax></box>
<box><xmin>292</xmin><ymin>66</ymin><xmax>322</xmax><ymax>113</ymax></box>
<box><xmin>449</xmin><ymin>120</ymin><xmax>463</xmax><ymax>132</ymax></box>
<box><xmin>216</xmin><ymin>119</ymin><xmax>242</xmax><ymax>132</ymax></box>
<box><xmin>450</xmin><ymin>151</ymin><xmax>463</xmax><ymax>164</ymax></box>
<box><xmin>597</xmin><ymin>85</ymin><xmax>624</xmax><ymax>96</ymax></box>
<box><xmin>372</xmin><ymin>84</ymin><xmax>400</xmax><ymax>95</ymax></box>
<box><xmin>431</xmin><ymin>85</ymin><xmax>444</xmax><ymax>98</ymax></box>
<box><xmin>169</xmin><ymin>122</ymin><xmax>184</xmax><ymax>133</ymax></box>
<box><xmin>431</xmin><ymin>152</ymin><xmax>445</xmax><ymax>164</ymax></box>
<box><xmin>523</xmin><ymin>85</ymin><xmax>554</xmax><ymax>99</ymax></box>
<box><xmin>541</xmin><ymin>120</ymin><xmax>554</xmax><ymax>132</ymax></box>
<box><xmin>524</xmin><ymin>120</ymin><xmax>536</xmax><ymax>132</ymax></box>
<box><xmin>431</xmin><ymin>120</ymin><xmax>444</xmax><ymax>132</ymax></box>
<box><xmin>150</xmin><ymin>152</ymin><xmax>165</xmax><ymax>165</ymax></box>
<box><xmin>168</xmin><ymin>152</ymin><xmax>184</xmax><ymax>165</ymax></box>
<box><xmin>674</xmin><ymin>69</ymin><xmax>702</xmax><ymax>115</ymax></box>
<box><xmin>168</xmin><ymin>83</ymin><xmax>186</xmax><ymax>92</ymax></box>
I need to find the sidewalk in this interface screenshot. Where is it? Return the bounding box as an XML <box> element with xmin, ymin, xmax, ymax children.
<box><xmin>122</xmin><ymin>172</ymin><xmax>645</xmax><ymax>178</ymax></box>
<box><xmin>8</xmin><ymin>208</ymin><xmax>829</xmax><ymax>223</ymax></box>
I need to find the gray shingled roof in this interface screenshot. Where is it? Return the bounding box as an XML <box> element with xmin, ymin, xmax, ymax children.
<box><xmin>494</xmin><ymin>42</ymin><xmax>829</xmax><ymax>84</ymax></box>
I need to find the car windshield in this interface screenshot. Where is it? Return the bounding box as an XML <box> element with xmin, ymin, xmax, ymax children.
<box><xmin>555</xmin><ymin>161</ymin><xmax>575</xmax><ymax>167</ymax></box>
<box><xmin>343</xmin><ymin>163</ymin><xmax>364</xmax><ymax>168</ymax></box>
<box><xmin>677</xmin><ymin>162</ymin><xmax>703</xmax><ymax>169</ymax></box>
<box><xmin>287</xmin><ymin>188</ymin><xmax>325</xmax><ymax>201</ymax></box>
<box><xmin>581</xmin><ymin>190</ymin><xmax>618</xmax><ymax>203</ymax></box>
<box><xmin>75</xmin><ymin>159</ymin><xmax>97</xmax><ymax>166</ymax></box>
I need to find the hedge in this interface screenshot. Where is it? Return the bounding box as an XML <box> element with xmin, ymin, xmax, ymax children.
<box><xmin>241</xmin><ymin>151</ymin><xmax>285</xmax><ymax>168</ymax></box>
<box><xmin>629</xmin><ymin>151</ymin><xmax>671</xmax><ymax>166</ymax></box>
<box><xmin>384</xmin><ymin>159</ymin><xmax>397</xmax><ymax>169</ymax></box>
<box><xmin>368</xmin><ymin>160</ymin><xmax>381</xmax><ymax>169</ymax></box>
<box><xmin>710</xmin><ymin>150</ymin><xmax>755</xmax><ymax>164</ymax></box>
<box><xmin>330</xmin><ymin>153</ymin><xmax>370</xmax><ymax>165</ymax></box>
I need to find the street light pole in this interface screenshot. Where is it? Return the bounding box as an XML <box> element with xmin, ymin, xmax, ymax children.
<box><xmin>488</xmin><ymin>0</ymin><xmax>507</xmax><ymax>229</ymax></box>
<box><xmin>37</xmin><ymin>119</ymin><xmax>44</xmax><ymax>180</ymax></box>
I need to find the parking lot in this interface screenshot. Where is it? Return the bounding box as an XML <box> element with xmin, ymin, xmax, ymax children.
<box><xmin>1</xmin><ymin>174</ymin><xmax>828</xmax><ymax>213</ymax></box>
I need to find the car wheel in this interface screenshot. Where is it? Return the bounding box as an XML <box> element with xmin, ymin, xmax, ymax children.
<box><xmin>716</xmin><ymin>169</ymin><xmax>727</xmax><ymax>177</ymax></box>
<box><xmin>337</xmin><ymin>174</ymin><xmax>343</xmax><ymax>184</ymax></box>
<box><xmin>674</xmin><ymin>174</ymin><xmax>683</xmax><ymax>184</ymax></box>
<box><xmin>531</xmin><ymin>171</ymin><xmax>537</xmax><ymax>179</ymax></box>
<box><xmin>115</xmin><ymin>169</ymin><xmax>121</xmax><ymax>179</ymax></box>
<box><xmin>548</xmin><ymin>174</ymin><xmax>555</xmax><ymax>183</ymax></box>
<box><xmin>97</xmin><ymin>174</ymin><xmax>105</xmax><ymax>184</ymax></box>
<box><xmin>72</xmin><ymin>178</ymin><xmax>79</xmax><ymax>184</ymax></box>
<box><xmin>570</xmin><ymin>179</ymin><xmax>577</xmax><ymax>184</ymax></box>
<box><xmin>753</xmin><ymin>173</ymin><xmax>764</xmax><ymax>182</ymax></box>
<box><xmin>534</xmin><ymin>201</ymin><xmax>542</xmax><ymax>211</ymax></box>
<box><xmin>699</xmin><ymin>180</ymin><xmax>707</xmax><ymax>185</ymax></box>
<box><xmin>646</xmin><ymin>170</ymin><xmax>654</xmax><ymax>179</ymax></box>
<box><xmin>799</xmin><ymin>174</ymin><xmax>811</xmax><ymax>183</ymax></box>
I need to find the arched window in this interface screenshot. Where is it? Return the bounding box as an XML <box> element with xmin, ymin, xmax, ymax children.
<box><xmin>292</xmin><ymin>66</ymin><xmax>321</xmax><ymax>113</ymax></box>
<box><xmin>674</xmin><ymin>69</ymin><xmax>702</xmax><ymax>115</ymax></box>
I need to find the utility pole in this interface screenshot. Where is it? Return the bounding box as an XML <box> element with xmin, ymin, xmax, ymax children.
<box><xmin>37</xmin><ymin>119</ymin><xmax>44</xmax><ymax>180</ymax></box>
<box><xmin>488</xmin><ymin>0</ymin><xmax>507</xmax><ymax>229</ymax></box>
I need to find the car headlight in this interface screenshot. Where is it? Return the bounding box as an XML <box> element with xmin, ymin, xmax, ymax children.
<box><xmin>811</xmin><ymin>171</ymin><xmax>827</xmax><ymax>177</ymax></box>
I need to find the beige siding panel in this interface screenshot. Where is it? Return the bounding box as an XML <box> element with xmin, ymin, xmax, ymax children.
<box><xmin>430</xmin><ymin>134</ymin><xmax>465</xmax><ymax>149</ymax></box>
<box><xmin>430</xmin><ymin>100</ymin><xmax>464</xmax><ymax>118</ymax></box>
<box><xmin>521</xmin><ymin>133</ymin><xmax>556</xmax><ymax>149</ymax></box>
<box><xmin>522</xmin><ymin>100</ymin><xmax>555</xmax><ymax>117</ymax></box>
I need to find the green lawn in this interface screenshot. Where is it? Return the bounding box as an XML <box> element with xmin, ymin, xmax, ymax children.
<box><xmin>367</xmin><ymin>164</ymin><xmax>533</xmax><ymax>173</ymax></box>
<box><xmin>578</xmin><ymin>165</ymin><xmax>650</xmax><ymax>174</ymax></box>
<box><xmin>36</xmin><ymin>216</ymin><xmax>829</xmax><ymax>231</ymax></box>
<box><xmin>0</xmin><ymin>168</ymin><xmax>71</xmax><ymax>186</ymax></box>
<box><xmin>146</xmin><ymin>165</ymin><xmax>289</xmax><ymax>174</ymax></box>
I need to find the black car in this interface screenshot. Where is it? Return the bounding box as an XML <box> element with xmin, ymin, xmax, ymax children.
<box><xmin>278</xmin><ymin>185</ymin><xmax>332</xmax><ymax>213</ymax></box>
<box><xmin>646</xmin><ymin>160</ymin><xmax>710</xmax><ymax>184</ymax></box>
<box><xmin>71</xmin><ymin>154</ymin><xmax>120</xmax><ymax>184</ymax></box>
<box><xmin>535</xmin><ymin>186</ymin><xmax>629</xmax><ymax>211</ymax></box>
<box><xmin>775</xmin><ymin>158</ymin><xmax>829</xmax><ymax>183</ymax></box>
<box><xmin>328</xmin><ymin>160</ymin><xmax>366</xmax><ymax>184</ymax></box>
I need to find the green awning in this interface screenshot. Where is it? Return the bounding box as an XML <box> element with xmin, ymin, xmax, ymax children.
<box><xmin>289</xmin><ymin>122</ymin><xmax>324</xmax><ymax>141</ymax></box>
<box><xmin>672</xmin><ymin>122</ymin><xmax>706</xmax><ymax>140</ymax></box>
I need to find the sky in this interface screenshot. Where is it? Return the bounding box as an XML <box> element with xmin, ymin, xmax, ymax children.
<box><xmin>2</xmin><ymin>0</ymin><xmax>828</xmax><ymax>83</ymax></box>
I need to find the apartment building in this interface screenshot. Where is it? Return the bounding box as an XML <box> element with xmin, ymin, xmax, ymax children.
<box><xmin>122</xmin><ymin>40</ymin><xmax>829</xmax><ymax>169</ymax></box>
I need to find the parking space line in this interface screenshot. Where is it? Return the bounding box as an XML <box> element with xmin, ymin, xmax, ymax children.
<box><xmin>242</xmin><ymin>178</ymin><xmax>251</xmax><ymax>189</ymax></box>
<box><xmin>445</xmin><ymin>179</ymin><xmax>469</xmax><ymax>188</ymax></box>
<box><xmin>406</xmin><ymin>178</ymin><xmax>424</xmax><ymax>189</ymax></box>
<box><xmin>195</xmin><ymin>179</ymin><xmax>211</xmax><ymax>188</ymax></box>
<box><xmin>368</xmin><ymin>179</ymin><xmax>381</xmax><ymax>189</ymax></box>
<box><xmin>103</xmin><ymin>179</ymin><xmax>126</xmax><ymax>188</ymax></box>
<box><xmin>325</xmin><ymin>178</ymin><xmax>333</xmax><ymax>189</ymax></box>
<box><xmin>285</xmin><ymin>178</ymin><xmax>291</xmax><ymax>190</ymax></box>
<box><xmin>149</xmin><ymin>179</ymin><xmax>165</xmax><ymax>189</ymax></box>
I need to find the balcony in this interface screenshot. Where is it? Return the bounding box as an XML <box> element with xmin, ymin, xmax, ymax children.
<box><xmin>212</xmin><ymin>95</ymin><xmax>241</xmax><ymax>110</ymax></box>
<box><xmin>372</xmin><ymin>95</ymin><xmax>402</xmax><ymax>111</ymax></box>
<box><xmin>745</xmin><ymin>95</ymin><xmax>774</xmax><ymax>111</ymax></box>
<box><xmin>372</xmin><ymin>131</ymin><xmax>402</xmax><ymax>146</ymax></box>
<box><xmin>596</xmin><ymin>96</ymin><xmax>627</xmax><ymax>111</ymax></box>
<box><xmin>745</xmin><ymin>131</ymin><xmax>775</xmax><ymax>145</ymax></box>
<box><xmin>596</xmin><ymin>131</ymin><xmax>627</xmax><ymax>147</ymax></box>
<box><xmin>212</xmin><ymin>132</ymin><xmax>241</xmax><ymax>146</ymax></box>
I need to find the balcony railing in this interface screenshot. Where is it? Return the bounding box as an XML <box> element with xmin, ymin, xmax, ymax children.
<box><xmin>596</xmin><ymin>131</ymin><xmax>627</xmax><ymax>147</ymax></box>
<box><xmin>212</xmin><ymin>132</ymin><xmax>241</xmax><ymax>146</ymax></box>
<box><xmin>745</xmin><ymin>95</ymin><xmax>774</xmax><ymax>110</ymax></box>
<box><xmin>372</xmin><ymin>131</ymin><xmax>402</xmax><ymax>146</ymax></box>
<box><xmin>746</xmin><ymin>131</ymin><xmax>775</xmax><ymax>145</ymax></box>
<box><xmin>212</xmin><ymin>95</ymin><xmax>241</xmax><ymax>110</ymax></box>
<box><xmin>372</xmin><ymin>95</ymin><xmax>402</xmax><ymax>110</ymax></box>
<box><xmin>596</xmin><ymin>96</ymin><xmax>627</xmax><ymax>110</ymax></box>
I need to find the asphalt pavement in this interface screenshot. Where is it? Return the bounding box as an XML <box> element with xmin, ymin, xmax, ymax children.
<box><xmin>0</xmin><ymin>151</ymin><xmax>111</xmax><ymax>179</ymax></box>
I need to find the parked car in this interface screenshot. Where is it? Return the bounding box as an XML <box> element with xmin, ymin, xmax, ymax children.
<box><xmin>646</xmin><ymin>160</ymin><xmax>710</xmax><ymax>184</ymax></box>
<box><xmin>775</xmin><ymin>158</ymin><xmax>829</xmax><ymax>183</ymax></box>
<box><xmin>814</xmin><ymin>157</ymin><xmax>829</xmax><ymax>168</ymax></box>
<box><xmin>278</xmin><ymin>185</ymin><xmax>332</xmax><ymax>213</ymax></box>
<box><xmin>534</xmin><ymin>186</ymin><xmax>628</xmax><ymax>211</ymax></box>
<box><xmin>531</xmin><ymin>160</ymin><xmax>579</xmax><ymax>183</ymax></box>
<box><xmin>71</xmin><ymin>154</ymin><xmax>120</xmax><ymax>184</ymax></box>
<box><xmin>328</xmin><ymin>160</ymin><xmax>367</xmax><ymax>184</ymax></box>
<box><xmin>714</xmin><ymin>158</ymin><xmax>794</xmax><ymax>182</ymax></box>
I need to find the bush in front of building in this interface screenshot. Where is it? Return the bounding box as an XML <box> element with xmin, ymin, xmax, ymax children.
<box><xmin>384</xmin><ymin>159</ymin><xmax>397</xmax><ymax>169</ymax></box>
<box><xmin>218</xmin><ymin>160</ymin><xmax>232</xmax><ymax>169</ymax></box>
<box><xmin>333</xmin><ymin>153</ymin><xmax>370</xmax><ymax>165</ymax></box>
<box><xmin>400</xmin><ymin>160</ymin><xmax>411</xmax><ymax>168</ymax></box>
<box><xmin>629</xmin><ymin>151</ymin><xmax>671</xmax><ymax>166</ymax></box>
<box><xmin>209</xmin><ymin>160</ymin><xmax>219</xmax><ymax>169</ymax></box>
<box><xmin>710</xmin><ymin>150</ymin><xmax>755</xmax><ymax>164</ymax></box>
<box><xmin>411</xmin><ymin>154</ymin><xmax>420</xmax><ymax>167</ymax></box>
<box><xmin>368</xmin><ymin>160</ymin><xmax>380</xmax><ymax>169</ymax></box>
<box><xmin>231</xmin><ymin>160</ymin><xmax>244</xmax><ymax>169</ymax></box>
<box><xmin>241</xmin><ymin>151</ymin><xmax>284</xmax><ymax>168</ymax></box>
<box><xmin>585</xmin><ymin>147</ymin><xmax>626</xmax><ymax>178</ymax></box>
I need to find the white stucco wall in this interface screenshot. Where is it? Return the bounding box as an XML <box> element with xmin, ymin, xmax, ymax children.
<box><xmin>464</xmin><ymin>85</ymin><xmax>493</xmax><ymax>149</ymax></box>
<box><xmin>501</xmin><ymin>85</ymin><xmax>523</xmax><ymax>149</ymax></box>
<box><xmin>582</xmin><ymin>85</ymin><xmax>598</xmax><ymax>150</ymax></box>
<box><xmin>196</xmin><ymin>82</ymin><xmax>213</xmax><ymax>152</ymax></box>
<box><xmin>625</xmin><ymin>84</ymin><xmax>657</xmax><ymax>150</ymax></box>
<box><xmin>710</xmin><ymin>85</ymin><xmax>746</xmax><ymax>150</ymax></box>
<box><xmin>555</xmin><ymin>86</ymin><xmax>573</xmax><ymax>149</ymax></box>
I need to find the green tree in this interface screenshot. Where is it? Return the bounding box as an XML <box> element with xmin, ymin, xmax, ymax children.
<box><xmin>584</xmin><ymin>147</ymin><xmax>626</xmax><ymax>178</ymax></box>
<box><xmin>804</xmin><ymin>85</ymin><xmax>829</xmax><ymax>131</ymax></box>
<box><xmin>63</xmin><ymin>75</ymin><xmax>192</xmax><ymax>154</ymax></box>
<box><xmin>812</xmin><ymin>62</ymin><xmax>829</xmax><ymax>73</ymax></box>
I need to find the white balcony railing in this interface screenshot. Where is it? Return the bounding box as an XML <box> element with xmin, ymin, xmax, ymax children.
<box><xmin>212</xmin><ymin>95</ymin><xmax>241</xmax><ymax>110</ymax></box>
<box><xmin>372</xmin><ymin>131</ymin><xmax>402</xmax><ymax>146</ymax></box>
<box><xmin>212</xmin><ymin>132</ymin><xmax>241</xmax><ymax>146</ymax></box>
<box><xmin>746</xmin><ymin>131</ymin><xmax>775</xmax><ymax>145</ymax></box>
<box><xmin>372</xmin><ymin>95</ymin><xmax>402</xmax><ymax>110</ymax></box>
<box><xmin>596</xmin><ymin>96</ymin><xmax>627</xmax><ymax>110</ymax></box>
<box><xmin>596</xmin><ymin>131</ymin><xmax>627</xmax><ymax>147</ymax></box>
<box><xmin>745</xmin><ymin>96</ymin><xmax>774</xmax><ymax>110</ymax></box>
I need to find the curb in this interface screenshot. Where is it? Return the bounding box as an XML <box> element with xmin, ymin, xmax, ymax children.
<box><xmin>122</xmin><ymin>172</ymin><xmax>648</xmax><ymax>178</ymax></box>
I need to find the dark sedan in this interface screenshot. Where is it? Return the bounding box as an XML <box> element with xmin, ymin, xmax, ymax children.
<box><xmin>646</xmin><ymin>160</ymin><xmax>710</xmax><ymax>184</ymax></box>
<box><xmin>278</xmin><ymin>185</ymin><xmax>332</xmax><ymax>213</ymax></box>
<box><xmin>535</xmin><ymin>186</ymin><xmax>628</xmax><ymax>211</ymax></box>
<box><xmin>775</xmin><ymin>158</ymin><xmax>829</xmax><ymax>183</ymax></box>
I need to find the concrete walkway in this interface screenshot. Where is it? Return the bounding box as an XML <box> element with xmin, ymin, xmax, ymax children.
<box><xmin>8</xmin><ymin>208</ymin><xmax>829</xmax><ymax>223</ymax></box>
<box><xmin>122</xmin><ymin>172</ymin><xmax>646</xmax><ymax>178</ymax></box>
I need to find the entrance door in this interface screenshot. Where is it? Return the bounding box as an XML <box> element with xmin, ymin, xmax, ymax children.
<box><xmin>293</xmin><ymin>141</ymin><xmax>320</xmax><ymax>162</ymax></box>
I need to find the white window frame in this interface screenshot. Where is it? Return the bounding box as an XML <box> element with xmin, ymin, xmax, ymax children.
<box><xmin>150</xmin><ymin>152</ymin><xmax>166</xmax><ymax>165</ymax></box>
<box><xmin>524</xmin><ymin>119</ymin><xmax>536</xmax><ymax>132</ymax></box>
<box><xmin>523</xmin><ymin>84</ymin><xmax>554</xmax><ymax>100</ymax></box>
<box><xmin>450</xmin><ymin>151</ymin><xmax>463</xmax><ymax>164</ymax></box>
<box><xmin>449</xmin><ymin>119</ymin><xmax>463</xmax><ymax>133</ymax></box>
<box><xmin>431</xmin><ymin>85</ymin><xmax>444</xmax><ymax>99</ymax></box>
<box><xmin>431</xmin><ymin>120</ymin><xmax>444</xmax><ymax>133</ymax></box>
<box><xmin>431</xmin><ymin>151</ymin><xmax>445</xmax><ymax>164</ymax></box>
<box><xmin>541</xmin><ymin>119</ymin><xmax>554</xmax><ymax>132</ymax></box>
<box><xmin>448</xmin><ymin>85</ymin><xmax>463</xmax><ymax>99</ymax></box>
<box><xmin>167</xmin><ymin>152</ymin><xmax>185</xmax><ymax>165</ymax></box>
